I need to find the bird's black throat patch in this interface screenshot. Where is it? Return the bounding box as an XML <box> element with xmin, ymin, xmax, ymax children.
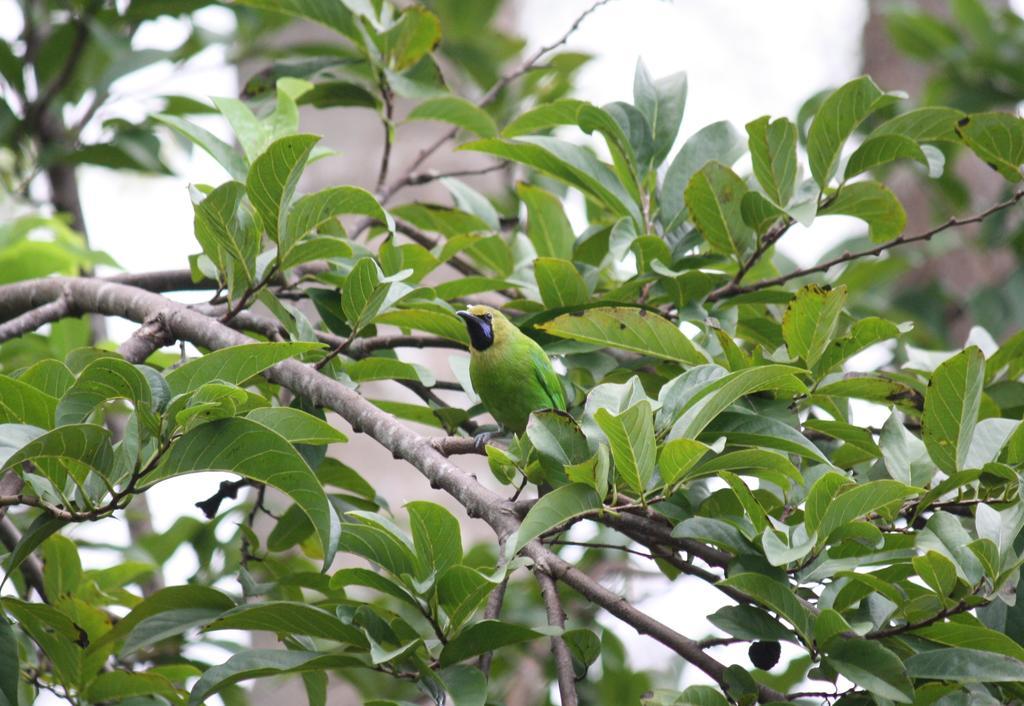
<box><xmin>457</xmin><ymin>311</ymin><xmax>494</xmax><ymax>351</ymax></box>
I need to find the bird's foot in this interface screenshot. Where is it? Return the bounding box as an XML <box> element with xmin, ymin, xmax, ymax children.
<box><xmin>472</xmin><ymin>429</ymin><xmax>504</xmax><ymax>451</ymax></box>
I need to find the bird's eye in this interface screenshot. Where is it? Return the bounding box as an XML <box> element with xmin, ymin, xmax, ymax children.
<box><xmin>482</xmin><ymin>314</ymin><xmax>492</xmax><ymax>322</ymax></box>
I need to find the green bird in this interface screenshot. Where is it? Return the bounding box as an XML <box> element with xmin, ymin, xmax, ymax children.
<box><xmin>456</xmin><ymin>305</ymin><xmax>566</xmax><ymax>434</ymax></box>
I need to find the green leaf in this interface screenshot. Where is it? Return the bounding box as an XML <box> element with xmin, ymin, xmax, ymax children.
<box><xmin>684</xmin><ymin>160</ymin><xmax>757</xmax><ymax>257</ymax></box>
<box><xmin>246</xmin><ymin>134</ymin><xmax>319</xmax><ymax>247</ymax></box>
<box><xmin>661</xmin><ymin>121</ymin><xmax>746</xmax><ymax>225</ymax></box>
<box><xmin>41</xmin><ymin>535</ymin><xmax>82</xmax><ymax>599</ymax></box>
<box><xmin>919</xmin><ymin>511</ymin><xmax>985</xmax><ymax>584</ymax></box>
<box><xmin>3</xmin><ymin>599</ymin><xmax>83</xmax><ymax>686</ymax></box>
<box><xmin>527</xmin><ymin>410</ymin><xmax>591</xmax><ymax>468</ymax></box>
<box><xmin>923</xmin><ymin>347</ymin><xmax>985</xmax><ymax>473</ymax></box>
<box><xmin>905</xmin><ymin>648</ymin><xmax>1024</xmax><ymax>682</ymax></box>
<box><xmin>515</xmin><ymin>483</ymin><xmax>602</xmax><ymax>552</ymax></box>
<box><xmin>441</xmin><ymin>665</ymin><xmax>487</xmax><ymax>706</ymax></box>
<box><xmin>462</xmin><ymin>137</ymin><xmax>640</xmax><ymax>222</ymax></box>
<box><xmin>534</xmin><ymin>257</ymin><xmax>588</xmax><ymax>308</ymax></box>
<box><xmin>815</xmin><ymin>480</ymin><xmax>915</xmax><ymax>543</ymax></box>
<box><xmin>165</xmin><ymin>342</ymin><xmax>322</xmax><ymax>396</ymax></box>
<box><xmin>374</xmin><ymin>309</ymin><xmax>470</xmax><ymax>344</ymax></box>
<box><xmin>718</xmin><ymin>573</ymin><xmax>812</xmax><ymax>643</ymax></box>
<box><xmin>912</xmin><ymin>550</ymin><xmax>957</xmax><ymax>596</ymax></box>
<box><xmin>82</xmin><ymin>671</ymin><xmax>180</xmax><ymax>702</ymax></box>
<box><xmin>245</xmin><ymin>407</ymin><xmax>348</xmax><ymax>445</ymax></box>
<box><xmin>956</xmin><ymin>112</ymin><xmax>1024</xmax><ymax>182</ymax></box>
<box><xmin>657</xmin><ymin>438</ymin><xmax>710</xmax><ymax>486</ymax></box>
<box><xmin>707</xmin><ymin>412</ymin><xmax>831</xmax><ymax>466</ymax></box>
<box><xmin>205</xmin><ymin>602</ymin><xmax>366</xmax><ymax>646</ymax></box>
<box><xmin>667</xmin><ymin>365</ymin><xmax>807</xmax><ymax>441</ymax></box>
<box><xmin>708</xmin><ymin>604</ymin><xmax>794</xmax><ymax>643</ymax></box>
<box><xmin>88</xmin><ymin>585</ymin><xmax>235</xmax><ymax>655</ymax></box>
<box><xmin>56</xmin><ymin>357</ymin><xmax>153</xmax><ymax>426</ymax></box>
<box><xmin>153</xmin><ymin>114</ymin><xmax>248</xmax><ymax>181</ymax></box>
<box><xmin>442</xmin><ymin>178</ymin><xmax>500</xmax><ymax>230</ymax></box>
<box><xmin>782</xmin><ymin>284</ymin><xmax>847</xmax><ymax>367</ymax></box>
<box><xmin>807</xmin><ymin>76</ymin><xmax>895</xmax><ymax>187</ymax></box>
<box><xmin>189</xmin><ymin>650</ymin><xmax>361</xmax><ymax>706</ymax></box>
<box><xmin>233</xmin><ymin>0</ymin><xmax>358</xmax><ymax>41</ymax></box>
<box><xmin>437</xmin><ymin>565</ymin><xmax>496</xmax><ymax>630</ymax></box>
<box><xmin>0</xmin><ymin>373</ymin><xmax>57</xmax><ymax>427</ymax></box>
<box><xmin>632</xmin><ymin>60</ymin><xmax>687</xmax><ymax>166</ymax></box>
<box><xmin>595</xmin><ymin>401</ymin><xmax>656</xmax><ymax>497</ymax></box>
<box><xmin>0</xmin><ymin>514</ymin><xmax>67</xmax><ymax>596</ymax></box>
<box><xmin>824</xmin><ymin>638</ymin><xmax>913</xmax><ymax>703</ymax></box>
<box><xmin>144</xmin><ymin>418</ymin><xmax>339</xmax><ymax>569</ymax></box>
<box><xmin>0</xmin><ymin>619</ymin><xmax>19</xmax><ymax>706</ymax></box>
<box><xmin>346</xmin><ymin>358</ymin><xmax>431</xmax><ymax>385</ymax></box>
<box><xmin>285</xmin><ymin>186</ymin><xmax>392</xmax><ymax>251</ymax></box>
<box><xmin>212</xmin><ymin>96</ymin><xmax>268</xmax><ymax>163</ymax></box>
<box><xmin>684</xmin><ymin>161</ymin><xmax>754</xmax><ymax>258</ymax></box>
<box><xmin>673</xmin><ymin>517</ymin><xmax>753</xmax><ymax>555</ymax></box>
<box><xmin>872</xmin><ymin>106</ymin><xmax>965</xmax><ymax>143</ymax></box>
<box><xmin>407</xmin><ymin>96</ymin><xmax>497</xmax><ymax>138</ymax></box>
<box><xmin>440</xmin><ymin>620</ymin><xmax>543</xmax><ymax>667</ymax></box>
<box><xmin>819</xmin><ymin>181</ymin><xmax>906</xmax><ymax>242</ymax></box>
<box><xmin>331</xmin><ymin>567</ymin><xmax>418</xmax><ymax>606</ymax></box>
<box><xmin>740</xmin><ymin>191</ymin><xmax>786</xmax><ymax>233</ymax></box>
<box><xmin>380</xmin><ymin>6</ymin><xmax>441</xmax><ymax>71</ymax></box>
<box><xmin>337</xmin><ymin>521</ymin><xmax>417</xmax><ymax>577</ymax></box>
<box><xmin>844</xmin><ymin>134</ymin><xmax>931</xmax><ymax>179</ymax></box>
<box><xmin>690</xmin><ymin>449</ymin><xmax>802</xmax><ymax>489</ymax></box>
<box><xmin>407</xmin><ymin>501</ymin><xmax>462</xmax><ymax>578</ymax></box>
<box><xmin>194</xmin><ymin>180</ymin><xmax>258</xmax><ymax>283</ymax></box>
<box><xmin>0</xmin><ymin>423</ymin><xmax>113</xmax><ymax>475</ymax></box>
<box><xmin>814</xmin><ymin>317</ymin><xmax>907</xmax><ymax>376</ymax></box>
<box><xmin>341</xmin><ymin>259</ymin><xmax>414</xmax><ymax>332</ymax></box>
<box><xmin>538</xmin><ymin>307</ymin><xmax>705</xmax><ymax>364</ymax></box>
<box><xmin>915</xmin><ymin>621</ymin><xmax>1024</xmax><ymax>661</ymax></box>
<box><xmin>746</xmin><ymin>116</ymin><xmax>798</xmax><ymax>206</ymax></box>
<box><xmin>517</xmin><ymin>183</ymin><xmax>575</xmax><ymax>260</ymax></box>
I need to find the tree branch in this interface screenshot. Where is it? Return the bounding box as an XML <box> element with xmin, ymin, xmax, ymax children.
<box><xmin>0</xmin><ymin>516</ymin><xmax>47</xmax><ymax>601</ymax></box>
<box><xmin>0</xmin><ymin>471</ymin><xmax>47</xmax><ymax>601</ymax></box>
<box><xmin>707</xmin><ymin>189</ymin><xmax>1024</xmax><ymax>302</ymax></box>
<box><xmin>430</xmin><ymin>436</ymin><xmax>485</xmax><ymax>457</ymax></box>
<box><xmin>478</xmin><ymin>574</ymin><xmax>509</xmax><ymax>676</ymax></box>
<box><xmin>0</xmin><ymin>276</ymin><xmax>766</xmax><ymax>695</ymax></box>
<box><xmin>536</xmin><ymin>571</ymin><xmax>578</xmax><ymax>706</ymax></box>
<box><xmin>0</xmin><ymin>296</ymin><xmax>75</xmax><ymax>344</ymax></box>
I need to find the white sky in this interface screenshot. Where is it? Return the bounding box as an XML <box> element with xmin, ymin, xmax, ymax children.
<box><xmin>4</xmin><ymin>0</ymin><xmax>970</xmax><ymax>700</ymax></box>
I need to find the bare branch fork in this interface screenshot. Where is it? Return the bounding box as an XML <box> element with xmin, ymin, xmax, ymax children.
<box><xmin>0</xmin><ymin>275</ymin><xmax>784</xmax><ymax>702</ymax></box>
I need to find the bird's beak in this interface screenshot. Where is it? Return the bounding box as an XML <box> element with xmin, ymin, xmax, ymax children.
<box><xmin>457</xmin><ymin>311</ymin><xmax>494</xmax><ymax>351</ymax></box>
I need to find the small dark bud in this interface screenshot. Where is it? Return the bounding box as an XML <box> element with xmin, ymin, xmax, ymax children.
<box><xmin>748</xmin><ymin>640</ymin><xmax>781</xmax><ymax>670</ymax></box>
<box><xmin>957</xmin><ymin>116</ymin><xmax>971</xmax><ymax>127</ymax></box>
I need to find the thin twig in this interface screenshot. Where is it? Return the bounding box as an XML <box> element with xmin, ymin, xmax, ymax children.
<box><xmin>25</xmin><ymin>1</ymin><xmax>99</xmax><ymax>123</ymax></box>
<box><xmin>707</xmin><ymin>189</ymin><xmax>1024</xmax><ymax>302</ymax></box>
<box><xmin>865</xmin><ymin>599</ymin><xmax>973</xmax><ymax>639</ymax></box>
<box><xmin>375</xmin><ymin>77</ymin><xmax>394</xmax><ymax>192</ymax></box>
<box><xmin>402</xmin><ymin>163</ymin><xmax>507</xmax><ymax>188</ymax></box>
<box><xmin>478</xmin><ymin>574</ymin><xmax>510</xmax><ymax>676</ymax></box>
<box><xmin>536</xmin><ymin>571</ymin><xmax>579</xmax><ymax>706</ymax></box>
